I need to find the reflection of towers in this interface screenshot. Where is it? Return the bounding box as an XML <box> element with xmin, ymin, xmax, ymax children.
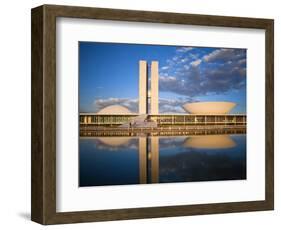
<box><xmin>138</xmin><ymin>136</ymin><xmax>159</xmax><ymax>184</ymax></box>
<box><xmin>139</xmin><ymin>60</ymin><xmax>159</xmax><ymax>115</ymax></box>
<box><xmin>150</xmin><ymin>136</ymin><xmax>159</xmax><ymax>183</ymax></box>
<box><xmin>139</xmin><ymin>137</ymin><xmax>148</xmax><ymax>184</ymax></box>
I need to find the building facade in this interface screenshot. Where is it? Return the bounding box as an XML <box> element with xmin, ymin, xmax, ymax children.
<box><xmin>80</xmin><ymin>60</ymin><xmax>246</xmax><ymax>128</ymax></box>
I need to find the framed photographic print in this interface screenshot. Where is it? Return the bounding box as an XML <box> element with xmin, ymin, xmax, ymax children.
<box><xmin>31</xmin><ymin>4</ymin><xmax>274</xmax><ymax>224</ymax></box>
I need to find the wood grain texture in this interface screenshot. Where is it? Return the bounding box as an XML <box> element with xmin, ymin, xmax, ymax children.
<box><xmin>31</xmin><ymin>5</ymin><xmax>57</xmax><ymax>224</ymax></box>
<box><xmin>265</xmin><ymin>20</ymin><xmax>274</xmax><ymax>210</ymax></box>
<box><xmin>31</xmin><ymin>6</ymin><xmax>44</xmax><ymax>224</ymax></box>
<box><xmin>31</xmin><ymin>4</ymin><xmax>274</xmax><ymax>225</ymax></box>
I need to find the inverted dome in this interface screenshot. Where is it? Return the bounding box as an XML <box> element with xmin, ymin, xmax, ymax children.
<box><xmin>184</xmin><ymin>135</ymin><xmax>236</xmax><ymax>149</ymax></box>
<box><xmin>183</xmin><ymin>101</ymin><xmax>236</xmax><ymax>115</ymax></box>
<box><xmin>97</xmin><ymin>105</ymin><xmax>132</xmax><ymax>115</ymax></box>
<box><xmin>97</xmin><ymin>137</ymin><xmax>131</xmax><ymax>147</ymax></box>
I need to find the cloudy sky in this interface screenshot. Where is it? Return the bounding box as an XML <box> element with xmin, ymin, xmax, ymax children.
<box><xmin>79</xmin><ymin>42</ymin><xmax>246</xmax><ymax>114</ymax></box>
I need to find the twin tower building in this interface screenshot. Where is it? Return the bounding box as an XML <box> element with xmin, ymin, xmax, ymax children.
<box><xmin>139</xmin><ymin>60</ymin><xmax>159</xmax><ymax>115</ymax></box>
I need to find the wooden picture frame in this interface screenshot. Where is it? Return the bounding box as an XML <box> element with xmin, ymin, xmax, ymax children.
<box><xmin>31</xmin><ymin>4</ymin><xmax>274</xmax><ymax>225</ymax></box>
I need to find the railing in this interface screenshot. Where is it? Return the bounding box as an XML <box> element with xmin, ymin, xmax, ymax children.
<box><xmin>80</xmin><ymin>125</ymin><xmax>246</xmax><ymax>137</ymax></box>
<box><xmin>79</xmin><ymin>114</ymin><xmax>247</xmax><ymax>126</ymax></box>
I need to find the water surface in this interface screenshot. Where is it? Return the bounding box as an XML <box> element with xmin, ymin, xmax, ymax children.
<box><xmin>79</xmin><ymin>134</ymin><xmax>246</xmax><ymax>187</ymax></box>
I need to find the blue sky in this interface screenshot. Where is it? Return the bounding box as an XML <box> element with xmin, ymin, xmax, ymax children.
<box><xmin>79</xmin><ymin>42</ymin><xmax>246</xmax><ymax>114</ymax></box>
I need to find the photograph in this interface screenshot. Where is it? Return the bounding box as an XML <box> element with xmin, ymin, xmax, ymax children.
<box><xmin>78</xmin><ymin>42</ymin><xmax>247</xmax><ymax>187</ymax></box>
<box><xmin>30</xmin><ymin>4</ymin><xmax>274</xmax><ymax>224</ymax></box>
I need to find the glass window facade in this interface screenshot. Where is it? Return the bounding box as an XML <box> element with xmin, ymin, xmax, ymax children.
<box><xmin>80</xmin><ymin>114</ymin><xmax>246</xmax><ymax>126</ymax></box>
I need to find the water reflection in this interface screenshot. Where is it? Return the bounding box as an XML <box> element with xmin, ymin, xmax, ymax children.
<box><xmin>184</xmin><ymin>135</ymin><xmax>236</xmax><ymax>149</ymax></box>
<box><xmin>98</xmin><ymin>137</ymin><xmax>131</xmax><ymax>147</ymax></box>
<box><xmin>79</xmin><ymin>134</ymin><xmax>246</xmax><ymax>187</ymax></box>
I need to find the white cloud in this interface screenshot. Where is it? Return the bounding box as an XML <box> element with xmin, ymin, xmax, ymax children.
<box><xmin>190</xmin><ymin>59</ymin><xmax>202</xmax><ymax>67</ymax></box>
<box><xmin>159</xmin><ymin>76</ymin><xmax>177</xmax><ymax>84</ymax></box>
<box><xmin>93</xmin><ymin>98</ymin><xmax>138</xmax><ymax>113</ymax></box>
<box><xmin>161</xmin><ymin>66</ymin><xmax>169</xmax><ymax>70</ymax></box>
<box><xmin>159</xmin><ymin>48</ymin><xmax>247</xmax><ymax>97</ymax></box>
<box><xmin>92</xmin><ymin>96</ymin><xmax>194</xmax><ymax>114</ymax></box>
<box><xmin>203</xmin><ymin>48</ymin><xmax>241</xmax><ymax>62</ymax></box>
<box><xmin>238</xmin><ymin>59</ymin><xmax>246</xmax><ymax>64</ymax></box>
<box><xmin>183</xmin><ymin>65</ymin><xmax>190</xmax><ymax>70</ymax></box>
<box><xmin>176</xmin><ymin>47</ymin><xmax>193</xmax><ymax>53</ymax></box>
<box><xmin>180</xmin><ymin>57</ymin><xmax>189</xmax><ymax>63</ymax></box>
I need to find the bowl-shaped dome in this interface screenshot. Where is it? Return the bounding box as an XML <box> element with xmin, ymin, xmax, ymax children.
<box><xmin>184</xmin><ymin>135</ymin><xmax>236</xmax><ymax>149</ymax></box>
<box><xmin>97</xmin><ymin>105</ymin><xmax>132</xmax><ymax>115</ymax></box>
<box><xmin>183</xmin><ymin>101</ymin><xmax>236</xmax><ymax>114</ymax></box>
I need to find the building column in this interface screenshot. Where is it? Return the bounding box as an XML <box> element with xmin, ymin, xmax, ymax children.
<box><xmin>87</xmin><ymin>116</ymin><xmax>91</xmax><ymax>124</ymax></box>
<box><xmin>150</xmin><ymin>61</ymin><xmax>159</xmax><ymax>115</ymax></box>
<box><xmin>139</xmin><ymin>60</ymin><xmax>148</xmax><ymax>114</ymax></box>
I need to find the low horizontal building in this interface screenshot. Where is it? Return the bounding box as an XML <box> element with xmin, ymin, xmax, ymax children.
<box><xmin>80</xmin><ymin>113</ymin><xmax>246</xmax><ymax>127</ymax></box>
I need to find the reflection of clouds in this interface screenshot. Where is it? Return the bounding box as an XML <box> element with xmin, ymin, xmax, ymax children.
<box><xmin>159</xmin><ymin>148</ymin><xmax>246</xmax><ymax>183</ymax></box>
<box><xmin>80</xmin><ymin>134</ymin><xmax>246</xmax><ymax>185</ymax></box>
<box><xmin>184</xmin><ymin>135</ymin><xmax>236</xmax><ymax>149</ymax></box>
<box><xmin>91</xmin><ymin>136</ymin><xmax>186</xmax><ymax>151</ymax></box>
<box><xmin>85</xmin><ymin>135</ymin><xmax>237</xmax><ymax>152</ymax></box>
<box><xmin>94</xmin><ymin>137</ymin><xmax>138</xmax><ymax>151</ymax></box>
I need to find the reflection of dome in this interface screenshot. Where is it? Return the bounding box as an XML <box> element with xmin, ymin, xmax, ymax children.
<box><xmin>97</xmin><ymin>105</ymin><xmax>132</xmax><ymax>115</ymax></box>
<box><xmin>97</xmin><ymin>137</ymin><xmax>131</xmax><ymax>147</ymax></box>
<box><xmin>184</xmin><ymin>135</ymin><xmax>236</xmax><ymax>149</ymax></box>
<box><xmin>183</xmin><ymin>102</ymin><xmax>236</xmax><ymax>114</ymax></box>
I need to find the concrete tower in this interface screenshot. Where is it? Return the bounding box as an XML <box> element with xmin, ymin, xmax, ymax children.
<box><xmin>139</xmin><ymin>60</ymin><xmax>148</xmax><ymax>114</ymax></box>
<box><xmin>138</xmin><ymin>60</ymin><xmax>159</xmax><ymax>115</ymax></box>
<box><xmin>150</xmin><ymin>61</ymin><xmax>159</xmax><ymax>115</ymax></box>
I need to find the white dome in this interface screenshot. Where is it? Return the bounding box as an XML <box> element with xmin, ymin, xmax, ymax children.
<box><xmin>97</xmin><ymin>105</ymin><xmax>132</xmax><ymax>115</ymax></box>
<box><xmin>183</xmin><ymin>101</ymin><xmax>236</xmax><ymax>114</ymax></box>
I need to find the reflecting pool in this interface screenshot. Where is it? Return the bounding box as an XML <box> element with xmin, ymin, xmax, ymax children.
<box><xmin>79</xmin><ymin>134</ymin><xmax>246</xmax><ymax>187</ymax></box>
